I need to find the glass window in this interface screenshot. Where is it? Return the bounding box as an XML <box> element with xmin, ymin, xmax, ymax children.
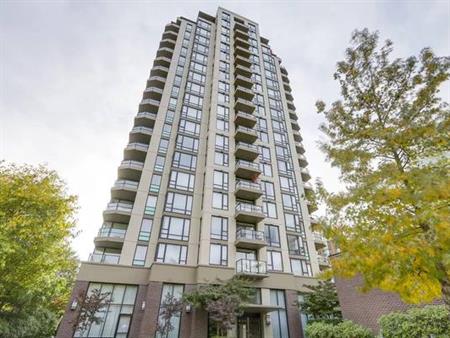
<box><xmin>176</xmin><ymin>134</ymin><xmax>199</xmax><ymax>152</ymax></box>
<box><xmin>169</xmin><ymin>170</ymin><xmax>195</xmax><ymax>192</ymax></box>
<box><xmin>156</xmin><ymin>284</ymin><xmax>184</xmax><ymax>338</ymax></box>
<box><xmin>188</xmin><ymin>70</ymin><xmax>206</xmax><ymax>84</ymax></box>
<box><xmin>173</xmin><ymin>151</ymin><xmax>197</xmax><ymax>171</ymax></box>
<box><xmin>160</xmin><ymin>216</ymin><xmax>190</xmax><ymax>241</ymax></box>
<box><xmin>213</xmin><ymin>170</ymin><xmax>229</xmax><ymax>191</ymax></box>
<box><xmin>285</xmin><ymin>213</ymin><xmax>304</xmax><ymax>233</ymax></box>
<box><xmin>263</xmin><ymin>201</ymin><xmax>277</xmax><ymax>218</ymax></box>
<box><xmin>282</xmin><ymin>193</ymin><xmax>297</xmax><ymax>211</ymax></box>
<box><xmin>162</xmin><ymin>123</ymin><xmax>172</xmax><ymax>138</ymax></box>
<box><xmin>215</xmin><ymin>134</ymin><xmax>229</xmax><ymax>151</ymax></box>
<box><xmin>133</xmin><ymin>245</ymin><xmax>147</xmax><ymax>266</ymax></box>
<box><xmin>184</xmin><ymin>93</ymin><xmax>203</xmax><ymax>108</ymax></box>
<box><xmin>216</xmin><ymin>118</ymin><xmax>229</xmax><ymax>131</ymax></box>
<box><xmin>165</xmin><ymin>192</ymin><xmax>193</xmax><ymax>215</ymax></box>
<box><xmin>156</xmin><ymin>243</ymin><xmax>187</xmax><ymax>264</ymax></box>
<box><xmin>270</xmin><ymin>290</ymin><xmax>289</xmax><ymax>338</ymax></box>
<box><xmin>211</xmin><ymin>216</ymin><xmax>228</xmax><ymax>240</ymax></box>
<box><xmin>149</xmin><ymin>174</ymin><xmax>162</xmax><ymax>193</ymax></box>
<box><xmin>287</xmin><ymin>234</ymin><xmax>308</xmax><ymax>256</ymax></box>
<box><xmin>210</xmin><ymin>244</ymin><xmax>228</xmax><ymax>266</ymax></box>
<box><xmin>179</xmin><ymin>119</ymin><xmax>201</xmax><ymax>136</ymax></box>
<box><xmin>158</xmin><ymin>138</ymin><xmax>169</xmax><ymax>154</ymax></box>
<box><xmin>261</xmin><ymin>181</ymin><xmax>275</xmax><ymax>200</ymax></box>
<box><xmin>265</xmin><ymin>225</ymin><xmax>280</xmax><ymax>247</ymax></box>
<box><xmin>186</xmin><ymin>81</ymin><xmax>205</xmax><ymax>95</ymax></box>
<box><xmin>218</xmin><ymin>81</ymin><xmax>230</xmax><ymax>92</ymax></box>
<box><xmin>218</xmin><ymin>92</ymin><xmax>229</xmax><ymax>103</ymax></box>
<box><xmin>259</xmin><ymin>131</ymin><xmax>269</xmax><ymax>143</ymax></box>
<box><xmin>155</xmin><ymin>155</ymin><xmax>165</xmax><ymax>172</ymax></box>
<box><xmin>267</xmin><ymin>251</ymin><xmax>283</xmax><ymax>271</ymax></box>
<box><xmin>214</xmin><ymin>151</ymin><xmax>229</xmax><ymax>166</ymax></box>
<box><xmin>217</xmin><ymin>105</ymin><xmax>229</xmax><ymax>119</ymax></box>
<box><xmin>259</xmin><ymin>146</ymin><xmax>271</xmax><ymax>161</ymax></box>
<box><xmin>145</xmin><ymin>195</ymin><xmax>157</xmax><ymax>215</ymax></box>
<box><xmin>260</xmin><ymin>163</ymin><xmax>272</xmax><ymax>177</ymax></box>
<box><xmin>212</xmin><ymin>191</ymin><xmax>228</xmax><ymax>210</ymax></box>
<box><xmin>291</xmin><ymin>259</ymin><xmax>313</xmax><ymax>277</ymax></box>
<box><xmin>139</xmin><ymin>218</ymin><xmax>153</xmax><ymax>241</ymax></box>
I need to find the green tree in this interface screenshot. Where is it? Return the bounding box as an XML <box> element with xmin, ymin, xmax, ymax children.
<box><xmin>299</xmin><ymin>280</ymin><xmax>342</xmax><ymax>324</ymax></box>
<box><xmin>0</xmin><ymin>162</ymin><xmax>79</xmax><ymax>337</ymax></box>
<box><xmin>305</xmin><ymin>320</ymin><xmax>374</xmax><ymax>338</ymax></box>
<box><xmin>316</xmin><ymin>28</ymin><xmax>450</xmax><ymax>308</ymax></box>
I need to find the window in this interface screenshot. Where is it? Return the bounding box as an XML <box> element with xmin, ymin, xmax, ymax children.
<box><xmin>218</xmin><ymin>81</ymin><xmax>230</xmax><ymax>92</ymax></box>
<box><xmin>166</xmin><ymin>110</ymin><xmax>175</xmax><ymax>123</ymax></box>
<box><xmin>282</xmin><ymin>193</ymin><xmax>297</xmax><ymax>211</ymax></box>
<box><xmin>270</xmin><ymin>290</ymin><xmax>289</xmax><ymax>338</ymax></box>
<box><xmin>219</xmin><ymin>69</ymin><xmax>230</xmax><ymax>80</ymax></box>
<box><xmin>219</xmin><ymin>60</ymin><xmax>229</xmax><ymax>71</ymax></box>
<box><xmin>213</xmin><ymin>170</ymin><xmax>229</xmax><ymax>190</ymax></box>
<box><xmin>218</xmin><ymin>92</ymin><xmax>229</xmax><ymax>103</ymax></box>
<box><xmin>275</xmin><ymin>145</ymin><xmax>290</xmax><ymax>159</ymax></box>
<box><xmin>184</xmin><ymin>93</ymin><xmax>203</xmax><ymax>107</ymax></box>
<box><xmin>261</xmin><ymin>181</ymin><xmax>275</xmax><ymax>200</ymax></box>
<box><xmin>210</xmin><ymin>244</ymin><xmax>228</xmax><ymax>266</ymax></box>
<box><xmin>259</xmin><ymin>146</ymin><xmax>271</xmax><ymax>161</ymax></box>
<box><xmin>73</xmin><ymin>284</ymin><xmax>137</xmax><ymax>338</ymax></box>
<box><xmin>165</xmin><ymin>192</ymin><xmax>193</xmax><ymax>215</ymax></box>
<box><xmin>176</xmin><ymin>135</ymin><xmax>199</xmax><ymax>152</ymax></box>
<box><xmin>171</xmin><ymin>86</ymin><xmax>180</xmax><ymax>98</ymax></box>
<box><xmin>280</xmin><ymin>176</ymin><xmax>295</xmax><ymax>193</ymax></box>
<box><xmin>267</xmin><ymin>251</ymin><xmax>283</xmax><ymax>271</ymax></box>
<box><xmin>287</xmin><ymin>234</ymin><xmax>308</xmax><ymax>256</ymax></box>
<box><xmin>145</xmin><ymin>195</ymin><xmax>157</xmax><ymax>215</ymax></box>
<box><xmin>162</xmin><ymin>123</ymin><xmax>172</xmax><ymax>138</ymax></box>
<box><xmin>260</xmin><ymin>163</ymin><xmax>272</xmax><ymax>177</ymax></box>
<box><xmin>186</xmin><ymin>81</ymin><xmax>204</xmax><ymax>95</ymax></box>
<box><xmin>291</xmin><ymin>259</ymin><xmax>313</xmax><ymax>277</ymax></box>
<box><xmin>160</xmin><ymin>216</ymin><xmax>190</xmax><ymax>241</ymax></box>
<box><xmin>190</xmin><ymin>61</ymin><xmax>207</xmax><ymax>73</ymax></box>
<box><xmin>168</xmin><ymin>97</ymin><xmax>177</xmax><ymax>111</ymax></box>
<box><xmin>91</xmin><ymin>247</ymin><xmax>121</xmax><ymax>264</ymax></box>
<box><xmin>179</xmin><ymin>119</ymin><xmax>201</xmax><ymax>136</ymax></box>
<box><xmin>277</xmin><ymin>159</ymin><xmax>291</xmax><ymax>175</ymax></box>
<box><xmin>211</xmin><ymin>216</ymin><xmax>228</xmax><ymax>240</ymax></box>
<box><xmin>133</xmin><ymin>245</ymin><xmax>147</xmax><ymax>266</ymax></box>
<box><xmin>285</xmin><ymin>213</ymin><xmax>304</xmax><ymax>233</ymax></box>
<box><xmin>173</xmin><ymin>151</ymin><xmax>197</xmax><ymax>171</ymax></box>
<box><xmin>155</xmin><ymin>155</ymin><xmax>165</xmax><ymax>172</ymax></box>
<box><xmin>263</xmin><ymin>201</ymin><xmax>277</xmax><ymax>218</ymax></box>
<box><xmin>193</xmin><ymin>43</ymin><xmax>208</xmax><ymax>55</ymax></box>
<box><xmin>181</xmin><ymin>105</ymin><xmax>202</xmax><ymax>121</ymax></box>
<box><xmin>169</xmin><ymin>170</ymin><xmax>195</xmax><ymax>192</ymax></box>
<box><xmin>215</xmin><ymin>134</ymin><xmax>229</xmax><ymax>151</ymax></box>
<box><xmin>156</xmin><ymin>284</ymin><xmax>183</xmax><ymax>338</ymax></box>
<box><xmin>192</xmin><ymin>52</ymin><xmax>208</xmax><ymax>64</ymax></box>
<box><xmin>216</xmin><ymin>118</ymin><xmax>229</xmax><ymax>131</ymax></box>
<box><xmin>259</xmin><ymin>131</ymin><xmax>269</xmax><ymax>143</ymax></box>
<box><xmin>213</xmin><ymin>191</ymin><xmax>228</xmax><ymax>210</ymax></box>
<box><xmin>158</xmin><ymin>138</ymin><xmax>169</xmax><ymax>154</ymax></box>
<box><xmin>273</xmin><ymin>132</ymin><xmax>287</xmax><ymax>145</ymax></box>
<box><xmin>217</xmin><ymin>105</ymin><xmax>229</xmax><ymax>119</ymax></box>
<box><xmin>149</xmin><ymin>174</ymin><xmax>162</xmax><ymax>193</ymax></box>
<box><xmin>265</xmin><ymin>225</ymin><xmax>280</xmax><ymax>247</ymax></box>
<box><xmin>139</xmin><ymin>218</ymin><xmax>153</xmax><ymax>241</ymax></box>
<box><xmin>188</xmin><ymin>70</ymin><xmax>206</xmax><ymax>84</ymax></box>
<box><xmin>214</xmin><ymin>151</ymin><xmax>229</xmax><ymax>166</ymax></box>
<box><xmin>156</xmin><ymin>243</ymin><xmax>187</xmax><ymax>264</ymax></box>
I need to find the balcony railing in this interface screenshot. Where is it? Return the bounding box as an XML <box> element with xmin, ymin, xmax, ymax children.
<box><xmin>236</xmin><ymin>180</ymin><xmax>260</xmax><ymax>191</ymax></box>
<box><xmin>97</xmin><ymin>227</ymin><xmax>126</xmax><ymax>239</ymax></box>
<box><xmin>236</xmin><ymin>126</ymin><xmax>257</xmax><ymax>135</ymax></box>
<box><xmin>236</xmin><ymin>228</ymin><xmax>265</xmax><ymax>241</ymax></box>
<box><xmin>131</xmin><ymin>126</ymin><xmax>153</xmax><ymax>135</ymax></box>
<box><xmin>236</xmin><ymin>160</ymin><xmax>259</xmax><ymax>170</ymax></box>
<box><xmin>313</xmin><ymin>232</ymin><xmax>326</xmax><ymax>242</ymax></box>
<box><xmin>106</xmin><ymin>202</ymin><xmax>133</xmax><ymax>212</ymax></box>
<box><xmin>317</xmin><ymin>255</ymin><xmax>329</xmax><ymax>265</ymax></box>
<box><xmin>236</xmin><ymin>259</ymin><xmax>267</xmax><ymax>275</ymax></box>
<box><xmin>236</xmin><ymin>202</ymin><xmax>263</xmax><ymax>214</ymax></box>
<box><xmin>113</xmin><ymin>180</ymin><xmax>139</xmax><ymax>190</ymax></box>
<box><xmin>120</xmin><ymin>160</ymin><xmax>144</xmax><ymax>170</ymax></box>
<box><xmin>89</xmin><ymin>253</ymin><xmax>120</xmax><ymax>264</ymax></box>
<box><xmin>236</xmin><ymin>141</ymin><xmax>258</xmax><ymax>152</ymax></box>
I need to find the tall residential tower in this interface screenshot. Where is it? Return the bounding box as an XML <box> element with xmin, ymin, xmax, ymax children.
<box><xmin>57</xmin><ymin>8</ymin><xmax>329</xmax><ymax>338</ymax></box>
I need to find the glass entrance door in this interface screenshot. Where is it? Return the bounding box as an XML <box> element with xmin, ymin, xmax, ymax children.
<box><xmin>237</xmin><ymin>313</ymin><xmax>262</xmax><ymax>338</ymax></box>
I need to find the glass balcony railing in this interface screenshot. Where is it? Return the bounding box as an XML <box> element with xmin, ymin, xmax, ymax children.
<box><xmin>89</xmin><ymin>253</ymin><xmax>120</xmax><ymax>264</ymax></box>
<box><xmin>236</xmin><ymin>180</ymin><xmax>260</xmax><ymax>191</ymax></box>
<box><xmin>120</xmin><ymin>160</ymin><xmax>144</xmax><ymax>170</ymax></box>
<box><xmin>313</xmin><ymin>232</ymin><xmax>326</xmax><ymax>242</ymax></box>
<box><xmin>236</xmin><ymin>142</ymin><xmax>258</xmax><ymax>151</ymax></box>
<box><xmin>236</xmin><ymin>160</ymin><xmax>259</xmax><ymax>170</ymax></box>
<box><xmin>235</xmin><ymin>203</ymin><xmax>263</xmax><ymax>214</ymax></box>
<box><xmin>97</xmin><ymin>227</ymin><xmax>126</xmax><ymax>239</ymax></box>
<box><xmin>113</xmin><ymin>180</ymin><xmax>139</xmax><ymax>190</ymax></box>
<box><xmin>136</xmin><ymin>111</ymin><xmax>157</xmax><ymax>119</ymax></box>
<box><xmin>106</xmin><ymin>202</ymin><xmax>133</xmax><ymax>212</ymax></box>
<box><xmin>236</xmin><ymin>259</ymin><xmax>267</xmax><ymax>275</ymax></box>
<box><xmin>235</xmin><ymin>126</ymin><xmax>257</xmax><ymax>135</ymax></box>
<box><xmin>131</xmin><ymin>126</ymin><xmax>153</xmax><ymax>134</ymax></box>
<box><xmin>236</xmin><ymin>228</ymin><xmax>265</xmax><ymax>241</ymax></box>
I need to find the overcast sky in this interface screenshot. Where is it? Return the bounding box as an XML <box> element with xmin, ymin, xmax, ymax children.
<box><xmin>1</xmin><ymin>0</ymin><xmax>449</xmax><ymax>260</ymax></box>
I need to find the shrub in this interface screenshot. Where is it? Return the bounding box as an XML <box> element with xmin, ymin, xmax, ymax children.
<box><xmin>379</xmin><ymin>305</ymin><xmax>450</xmax><ymax>338</ymax></box>
<box><xmin>305</xmin><ymin>320</ymin><xmax>374</xmax><ymax>338</ymax></box>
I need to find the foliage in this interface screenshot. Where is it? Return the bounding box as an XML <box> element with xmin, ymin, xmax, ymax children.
<box><xmin>379</xmin><ymin>305</ymin><xmax>450</xmax><ymax>338</ymax></box>
<box><xmin>0</xmin><ymin>162</ymin><xmax>79</xmax><ymax>337</ymax></box>
<box><xmin>299</xmin><ymin>280</ymin><xmax>342</xmax><ymax>323</ymax></box>
<box><xmin>155</xmin><ymin>293</ymin><xmax>184</xmax><ymax>337</ymax></box>
<box><xmin>183</xmin><ymin>277</ymin><xmax>252</xmax><ymax>337</ymax></box>
<box><xmin>305</xmin><ymin>320</ymin><xmax>374</xmax><ymax>338</ymax></box>
<box><xmin>316</xmin><ymin>28</ymin><xmax>450</xmax><ymax>307</ymax></box>
<box><xmin>73</xmin><ymin>288</ymin><xmax>112</xmax><ymax>336</ymax></box>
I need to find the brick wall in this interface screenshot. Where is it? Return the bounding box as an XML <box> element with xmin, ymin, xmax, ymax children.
<box><xmin>285</xmin><ymin>289</ymin><xmax>303</xmax><ymax>338</ymax></box>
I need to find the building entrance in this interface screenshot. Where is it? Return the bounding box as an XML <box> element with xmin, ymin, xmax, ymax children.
<box><xmin>237</xmin><ymin>313</ymin><xmax>263</xmax><ymax>338</ymax></box>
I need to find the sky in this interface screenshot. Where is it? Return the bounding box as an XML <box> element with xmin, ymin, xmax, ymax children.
<box><xmin>1</xmin><ymin>0</ymin><xmax>449</xmax><ymax>260</ymax></box>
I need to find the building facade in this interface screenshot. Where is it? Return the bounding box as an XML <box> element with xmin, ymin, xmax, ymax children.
<box><xmin>57</xmin><ymin>8</ymin><xmax>328</xmax><ymax>338</ymax></box>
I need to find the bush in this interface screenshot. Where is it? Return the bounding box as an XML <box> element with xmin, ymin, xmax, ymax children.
<box><xmin>379</xmin><ymin>305</ymin><xmax>450</xmax><ymax>338</ymax></box>
<box><xmin>306</xmin><ymin>320</ymin><xmax>374</xmax><ymax>338</ymax></box>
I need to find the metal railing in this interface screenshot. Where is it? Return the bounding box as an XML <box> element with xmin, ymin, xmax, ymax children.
<box><xmin>89</xmin><ymin>253</ymin><xmax>120</xmax><ymax>264</ymax></box>
<box><xmin>120</xmin><ymin>160</ymin><xmax>144</xmax><ymax>170</ymax></box>
<box><xmin>236</xmin><ymin>180</ymin><xmax>260</xmax><ymax>190</ymax></box>
<box><xmin>97</xmin><ymin>227</ymin><xmax>126</xmax><ymax>239</ymax></box>
<box><xmin>236</xmin><ymin>160</ymin><xmax>259</xmax><ymax>170</ymax></box>
<box><xmin>131</xmin><ymin>126</ymin><xmax>153</xmax><ymax>134</ymax></box>
<box><xmin>106</xmin><ymin>202</ymin><xmax>133</xmax><ymax>212</ymax></box>
<box><xmin>235</xmin><ymin>111</ymin><xmax>256</xmax><ymax>120</ymax></box>
<box><xmin>236</xmin><ymin>259</ymin><xmax>267</xmax><ymax>275</ymax></box>
<box><xmin>114</xmin><ymin>180</ymin><xmax>139</xmax><ymax>190</ymax></box>
<box><xmin>235</xmin><ymin>126</ymin><xmax>257</xmax><ymax>135</ymax></box>
<box><xmin>236</xmin><ymin>142</ymin><xmax>258</xmax><ymax>151</ymax></box>
<box><xmin>136</xmin><ymin>111</ymin><xmax>157</xmax><ymax>119</ymax></box>
<box><xmin>125</xmin><ymin>143</ymin><xmax>149</xmax><ymax>152</ymax></box>
<box><xmin>236</xmin><ymin>228</ymin><xmax>265</xmax><ymax>241</ymax></box>
<box><xmin>236</xmin><ymin>202</ymin><xmax>263</xmax><ymax>214</ymax></box>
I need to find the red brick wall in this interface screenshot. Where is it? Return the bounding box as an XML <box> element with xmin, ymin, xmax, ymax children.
<box><xmin>285</xmin><ymin>289</ymin><xmax>304</xmax><ymax>338</ymax></box>
<box><xmin>335</xmin><ymin>275</ymin><xmax>442</xmax><ymax>333</ymax></box>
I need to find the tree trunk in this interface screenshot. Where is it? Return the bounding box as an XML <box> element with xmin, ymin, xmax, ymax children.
<box><xmin>436</xmin><ymin>261</ymin><xmax>450</xmax><ymax>313</ymax></box>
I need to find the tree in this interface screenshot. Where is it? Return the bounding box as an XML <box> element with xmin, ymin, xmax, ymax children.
<box><xmin>316</xmin><ymin>29</ymin><xmax>450</xmax><ymax>307</ymax></box>
<box><xmin>0</xmin><ymin>162</ymin><xmax>79</xmax><ymax>337</ymax></box>
<box><xmin>183</xmin><ymin>277</ymin><xmax>252</xmax><ymax>337</ymax></box>
<box><xmin>73</xmin><ymin>288</ymin><xmax>112</xmax><ymax>336</ymax></box>
<box><xmin>299</xmin><ymin>280</ymin><xmax>342</xmax><ymax>324</ymax></box>
<box><xmin>156</xmin><ymin>293</ymin><xmax>185</xmax><ymax>338</ymax></box>
<box><xmin>305</xmin><ymin>320</ymin><xmax>374</xmax><ymax>338</ymax></box>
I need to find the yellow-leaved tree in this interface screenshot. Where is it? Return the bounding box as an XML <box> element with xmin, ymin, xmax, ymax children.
<box><xmin>316</xmin><ymin>29</ymin><xmax>450</xmax><ymax>308</ymax></box>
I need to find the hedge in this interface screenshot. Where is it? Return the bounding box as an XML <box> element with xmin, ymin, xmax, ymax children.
<box><xmin>305</xmin><ymin>320</ymin><xmax>374</xmax><ymax>338</ymax></box>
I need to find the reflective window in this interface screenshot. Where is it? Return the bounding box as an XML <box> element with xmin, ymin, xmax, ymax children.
<box><xmin>213</xmin><ymin>170</ymin><xmax>229</xmax><ymax>191</ymax></box>
<box><xmin>145</xmin><ymin>195</ymin><xmax>157</xmax><ymax>215</ymax></box>
<box><xmin>156</xmin><ymin>243</ymin><xmax>187</xmax><ymax>264</ymax></box>
<box><xmin>214</xmin><ymin>151</ymin><xmax>229</xmax><ymax>166</ymax></box>
<box><xmin>160</xmin><ymin>216</ymin><xmax>190</xmax><ymax>241</ymax></box>
<box><xmin>267</xmin><ymin>251</ymin><xmax>283</xmax><ymax>271</ymax></box>
<box><xmin>176</xmin><ymin>135</ymin><xmax>199</xmax><ymax>152</ymax></box>
<box><xmin>263</xmin><ymin>201</ymin><xmax>277</xmax><ymax>218</ymax></box>
<box><xmin>291</xmin><ymin>259</ymin><xmax>313</xmax><ymax>277</ymax></box>
<box><xmin>213</xmin><ymin>191</ymin><xmax>228</xmax><ymax>210</ymax></box>
<box><xmin>165</xmin><ymin>192</ymin><xmax>193</xmax><ymax>215</ymax></box>
<box><xmin>270</xmin><ymin>290</ymin><xmax>289</xmax><ymax>338</ymax></box>
<box><xmin>211</xmin><ymin>216</ymin><xmax>228</xmax><ymax>240</ymax></box>
<box><xmin>173</xmin><ymin>151</ymin><xmax>197</xmax><ymax>171</ymax></box>
<box><xmin>209</xmin><ymin>244</ymin><xmax>228</xmax><ymax>266</ymax></box>
<box><xmin>169</xmin><ymin>170</ymin><xmax>195</xmax><ymax>192</ymax></box>
<box><xmin>133</xmin><ymin>245</ymin><xmax>147</xmax><ymax>266</ymax></box>
<box><xmin>139</xmin><ymin>218</ymin><xmax>152</xmax><ymax>241</ymax></box>
<box><xmin>264</xmin><ymin>224</ymin><xmax>280</xmax><ymax>247</ymax></box>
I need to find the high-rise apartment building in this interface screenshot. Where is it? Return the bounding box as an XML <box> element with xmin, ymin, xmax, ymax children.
<box><xmin>57</xmin><ymin>8</ymin><xmax>329</xmax><ymax>338</ymax></box>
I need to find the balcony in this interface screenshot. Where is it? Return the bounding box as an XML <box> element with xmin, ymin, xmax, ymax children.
<box><xmin>295</xmin><ymin>141</ymin><xmax>305</xmax><ymax>154</ymax></box>
<box><xmin>153</xmin><ymin>56</ymin><xmax>172</xmax><ymax>68</ymax></box>
<box><xmin>235</xmin><ymin>203</ymin><xmax>265</xmax><ymax>223</ymax></box>
<box><xmin>134</xmin><ymin>111</ymin><xmax>157</xmax><ymax>128</ymax></box>
<box><xmin>235</xmin><ymin>180</ymin><xmax>263</xmax><ymax>200</ymax></box>
<box><xmin>280</xmin><ymin>66</ymin><xmax>288</xmax><ymax>76</ymax></box>
<box><xmin>235</xmin><ymin>228</ymin><xmax>266</xmax><ymax>249</ymax></box>
<box><xmin>235</xmin><ymin>85</ymin><xmax>254</xmax><ymax>101</ymax></box>
<box><xmin>159</xmin><ymin>38</ymin><xmax>176</xmax><ymax>49</ymax></box>
<box><xmin>94</xmin><ymin>226</ymin><xmax>126</xmax><ymax>248</ymax></box>
<box><xmin>235</xmin><ymin>142</ymin><xmax>259</xmax><ymax>161</ymax></box>
<box><xmin>129</xmin><ymin>126</ymin><xmax>153</xmax><ymax>144</ymax></box>
<box><xmin>118</xmin><ymin>160</ymin><xmax>144</xmax><ymax>181</ymax></box>
<box><xmin>301</xmin><ymin>167</ymin><xmax>311</xmax><ymax>181</ymax></box>
<box><xmin>143</xmin><ymin>86</ymin><xmax>164</xmax><ymax>100</ymax></box>
<box><xmin>165</xmin><ymin>22</ymin><xmax>179</xmax><ymax>33</ymax></box>
<box><xmin>156</xmin><ymin>46</ymin><xmax>174</xmax><ymax>59</ymax></box>
<box><xmin>234</xmin><ymin>22</ymin><xmax>249</xmax><ymax>34</ymax></box>
<box><xmin>291</xmin><ymin>121</ymin><xmax>300</xmax><ymax>131</ymax></box>
<box><xmin>285</xmin><ymin>91</ymin><xmax>294</xmax><ymax>102</ymax></box>
<box><xmin>234</xmin><ymin>45</ymin><xmax>251</xmax><ymax>58</ymax></box>
<box><xmin>284</xmin><ymin>81</ymin><xmax>292</xmax><ymax>92</ymax></box>
<box><xmin>289</xmin><ymin>109</ymin><xmax>298</xmax><ymax>120</ymax></box>
<box><xmin>150</xmin><ymin>65</ymin><xmax>169</xmax><ymax>78</ymax></box>
<box><xmin>235</xmin><ymin>126</ymin><xmax>258</xmax><ymax>143</ymax></box>
<box><xmin>317</xmin><ymin>255</ymin><xmax>330</xmax><ymax>268</ymax></box>
<box><xmin>287</xmin><ymin>100</ymin><xmax>296</xmax><ymax>111</ymax></box>
<box><xmin>162</xmin><ymin>30</ymin><xmax>177</xmax><ymax>41</ymax></box>
<box><xmin>235</xmin><ymin>160</ymin><xmax>261</xmax><ymax>180</ymax></box>
<box><xmin>234</xmin><ymin>64</ymin><xmax>252</xmax><ymax>78</ymax></box>
<box><xmin>103</xmin><ymin>201</ymin><xmax>133</xmax><ymax>223</ymax></box>
<box><xmin>234</xmin><ymin>55</ymin><xmax>252</xmax><ymax>68</ymax></box>
<box><xmin>234</xmin><ymin>36</ymin><xmax>250</xmax><ymax>49</ymax></box>
<box><xmin>298</xmin><ymin>154</ymin><xmax>308</xmax><ymax>167</ymax></box>
<box><xmin>303</xmin><ymin>182</ymin><xmax>313</xmax><ymax>193</ymax></box>
<box><xmin>139</xmin><ymin>98</ymin><xmax>160</xmax><ymax>113</ymax></box>
<box><xmin>235</xmin><ymin>98</ymin><xmax>255</xmax><ymax>114</ymax></box>
<box><xmin>111</xmin><ymin>180</ymin><xmax>138</xmax><ymax>201</ymax></box>
<box><xmin>235</xmin><ymin>111</ymin><xmax>257</xmax><ymax>128</ymax></box>
<box><xmin>310</xmin><ymin>216</ymin><xmax>320</xmax><ymax>231</ymax></box>
<box><xmin>307</xmin><ymin>200</ymin><xmax>318</xmax><ymax>213</ymax></box>
<box><xmin>124</xmin><ymin>143</ymin><xmax>149</xmax><ymax>162</ymax></box>
<box><xmin>235</xmin><ymin>74</ymin><xmax>253</xmax><ymax>89</ymax></box>
<box><xmin>236</xmin><ymin>259</ymin><xmax>268</xmax><ymax>279</ymax></box>
<box><xmin>293</xmin><ymin>129</ymin><xmax>303</xmax><ymax>142</ymax></box>
<box><xmin>147</xmin><ymin>76</ymin><xmax>166</xmax><ymax>89</ymax></box>
<box><xmin>313</xmin><ymin>232</ymin><xmax>326</xmax><ymax>249</ymax></box>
